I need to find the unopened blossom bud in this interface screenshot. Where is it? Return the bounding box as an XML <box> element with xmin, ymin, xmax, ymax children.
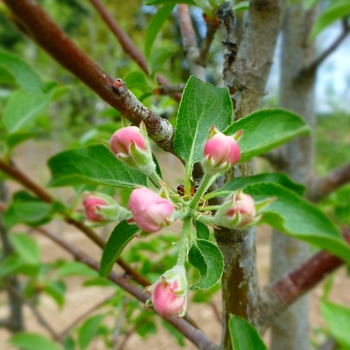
<box><xmin>145</xmin><ymin>265</ymin><xmax>187</xmax><ymax>317</ymax></box>
<box><xmin>127</xmin><ymin>187</ymin><xmax>174</xmax><ymax>233</ymax></box>
<box><xmin>202</xmin><ymin>126</ymin><xmax>241</xmax><ymax>175</ymax></box>
<box><xmin>83</xmin><ymin>192</ymin><xmax>130</xmax><ymax>227</ymax></box>
<box><xmin>214</xmin><ymin>190</ymin><xmax>256</xmax><ymax>228</ymax></box>
<box><xmin>109</xmin><ymin>122</ymin><xmax>155</xmax><ymax>175</ymax></box>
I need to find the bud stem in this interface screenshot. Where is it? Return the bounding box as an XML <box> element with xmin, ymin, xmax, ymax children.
<box><xmin>148</xmin><ymin>172</ymin><xmax>162</xmax><ymax>189</ymax></box>
<box><xmin>176</xmin><ymin>217</ymin><xmax>192</xmax><ymax>266</ymax></box>
<box><xmin>189</xmin><ymin>173</ymin><xmax>219</xmax><ymax>210</ymax></box>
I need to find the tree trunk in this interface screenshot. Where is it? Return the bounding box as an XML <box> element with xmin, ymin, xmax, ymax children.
<box><xmin>270</xmin><ymin>4</ymin><xmax>317</xmax><ymax>350</ymax></box>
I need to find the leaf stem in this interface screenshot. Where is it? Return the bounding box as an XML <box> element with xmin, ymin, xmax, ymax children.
<box><xmin>177</xmin><ymin>217</ymin><xmax>192</xmax><ymax>266</ymax></box>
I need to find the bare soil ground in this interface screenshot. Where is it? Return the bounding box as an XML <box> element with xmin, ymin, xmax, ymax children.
<box><xmin>1</xmin><ymin>142</ymin><xmax>349</xmax><ymax>349</ymax></box>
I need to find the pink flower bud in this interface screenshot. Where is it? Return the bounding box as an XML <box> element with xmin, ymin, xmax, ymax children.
<box><xmin>83</xmin><ymin>192</ymin><xmax>130</xmax><ymax>227</ymax></box>
<box><xmin>127</xmin><ymin>188</ymin><xmax>174</xmax><ymax>233</ymax></box>
<box><xmin>109</xmin><ymin>123</ymin><xmax>156</xmax><ymax>175</ymax></box>
<box><xmin>214</xmin><ymin>191</ymin><xmax>256</xmax><ymax>228</ymax></box>
<box><xmin>109</xmin><ymin>126</ymin><xmax>146</xmax><ymax>156</ymax></box>
<box><xmin>202</xmin><ymin>126</ymin><xmax>241</xmax><ymax>175</ymax></box>
<box><xmin>83</xmin><ymin>194</ymin><xmax>108</xmax><ymax>222</ymax></box>
<box><xmin>226</xmin><ymin>192</ymin><xmax>256</xmax><ymax>227</ymax></box>
<box><xmin>145</xmin><ymin>265</ymin><xmax>187</xmax><ymax>317</ymax></box>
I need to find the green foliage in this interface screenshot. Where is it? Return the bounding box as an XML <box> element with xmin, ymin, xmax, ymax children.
<box><xmin>224</xmin><ymin>109</ymin><xmax>311</xmax><ymax>164</ymax></box>
<box><xmin>145</xmin><ymin>5</ymin><xmax>175</xmax><ymax>60</ymax></box>
<box><xmin>47</xmin><ymin>144</ymin><xmax>148</xmax><ymax>188</ymax></box>
<box><xmin>78</xmin><ymin>314</ymin><xmax>106</xmax><ymax>350</ymax></box>
<box><xmin>321</xmin><ymin>300</ymin><xmax>350</xmax><ymax>349</ymax></box>
<box><xmin>99</xmin><ymin>220</ymin><xmax>139</xmax><ymax>277</ymax></box>
<box><xmin>188</xmin><ymin>239</ymin><xmax>224</xmax><ymax>290</ymax></box>
<box><xmin>310</xmin><ymin>0</ymin><xmax>350</xmax><ymax>40</ymax></box>
<box><xmin>9</xmin><ymin>333</ymin><xmax>63</xmax><ymax>350</ymax></box>
<box><xmin>244</xmin><ymin>182</ymin><xmax>350</xmax><ymax>263</ymax></box>
<box><xmin>229</xmin><ymin>315</ymin><xmax>267</xmax><ymax>350</ymax></box>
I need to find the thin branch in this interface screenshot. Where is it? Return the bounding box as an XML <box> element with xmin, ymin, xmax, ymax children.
<box><xmin>59</xmin><ymin>294</ymin><xmax>115</xmax><ymax>339</ymax></box>
<box><xmin>86</xmin><ymin>0</ymin><xmax>148</xmax><ymax>74</ymax></box>
<box><xmin>197</xmin><ymin>16</ymin><xmax>219</xmax><ymax>68</ymax></box>
<box><xmin>33</xmin><ymin>226</ymin><xmax>219</xmax><ymax>350</ymax></box>
<box><xmin>177</xmin><ymin>5</ymin><xmax>206</xmax><ymax>80</ymax></box>
<box><xmin>153</xmin><ymin>83</ymin><xmax>185</xmax><ymax>95</ymax></box>
<box><xmin>5</xmin><ymin>281</ymin><xmax>60</xmax><ymax>340</ymax></box>
<box><xmin>0</xmin><ymin>159</ymin><xmax>150</xmax><ymax>287</ymax></box>
<box><xmin>307</xmin><ymin>162</ymin><xmax>350</xmax><ymax>202</ymax></box>
<box><xmin>86</xmin><ymin>0</ymin><xmax>182</xmax><ymax>102</ymax></box>
<box><xmin>259</xmin><ymin>229</ymin><xmax>350</xmax><ymax>330</ymax></box>
<box><xmin>301</xmin><ymin>18</ymin><xmax>350</xmax><ymax>76</ymax></box>
<box><xmin>112</xmin><ymin>297</ymin><xmax>128</xmax><ymax>349</ymax></box>
<box><xmin>3</xmin><ymin>0</ymin><xmax>174</xmax><ymax>153</ymax></box>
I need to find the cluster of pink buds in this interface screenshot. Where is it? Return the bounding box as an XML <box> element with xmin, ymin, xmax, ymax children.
<box><xmin>109</xmin><ymin>121</ymin><xmax>156</xmax><ymax>176</ymax></box>
<box><xmin>83</xmin><ymin>192</ymin><xmax>130</xmax><ymax>227</ymax></box>
<box><xmin>213</xmin><ymin>190</ymin><xmax>257</xmax><ymax>228</ymax></box>
<box><xmin>127</xmin><ymin>187</ymin><xmax>174</xmax><ymax>233</ymax></box>
<box><xmin>202</xmin><ymin>126</ymin><xmax>241</xmax><ymax>175</ymax></box>
<box><xmin>145</xmin><ymin>265</ymin><xmax>188</xmax><ymax>317</ymax></box>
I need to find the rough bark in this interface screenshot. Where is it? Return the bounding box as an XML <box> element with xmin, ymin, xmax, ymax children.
<box><xmin>216</xmin><ymin>1</ymin><xmax>286</xmax><ymax>349</ymax></box>
<box><xmin>269</xmin><ymin>4</ymin><xmax>317</xmax><ymax>350</ymax></box>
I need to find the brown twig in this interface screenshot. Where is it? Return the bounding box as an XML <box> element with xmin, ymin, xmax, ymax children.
<box><xmin>307</xmin><ymin>162</ymin><xmax>350</xmax><ymax>202</ymax></box>
<box><xmin>86</xmin><ymin>0</ymin><xmax>182</xmax><ymax>102</ymax></box>
<box><xmin>178</xmin><ymin>5</ymin><xmax>205</xmax><ymax>80</ymax></box>
<box><xmin>197</xmin><ymin>19</ymin><xmax>219</xmax><ymax>68</ymax></box>
<box><xmin>5</xmin><ymin>281</ymin><xmax>61</xmax><ymax>340</ymax></box>
<box><xmin>301</xmin><ymin>18</ymin><xmax>350</xmax><ymax>76</ymax></box>
<box><xmin>59</xmin><ymin>294</ymin><xmax>115</xmax><ymax>339</ymax></box>
<box><xmin>0</xmin><ymin>159</ymin><xmax>150</xmax><ymax>287</ymax></box>
<box><xmin>34</xmin><ymin>226</ymin><xmax>219</xmax><ymax>350</ymax></box>
<box><xmin>153</xmin><ymin>83</ymin><xmax>186</xmax><ymax>95</ymax></box>
<box><xmin>259</xmin><ymin>229</ymin><xmax>350</xmax><ymax>329</ymax></box>
<box><xmin>3</xmin><ymin>0</ymin><xmax>175</xmax><ymax>153</ymax></box>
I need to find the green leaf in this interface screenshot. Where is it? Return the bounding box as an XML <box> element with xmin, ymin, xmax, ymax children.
<box><xmin>144</xmin><ymin>0</ymin><xmax>195</xmax><ymax>5</ymax></box>
<box><xmin>321</xmin><ymin>300</ymin><xmax>350</xmax><ymax>350</ymax></box>
<box><xmin>135</xmin><ymin>318</ymin><xmax>157</xmax><ymax>337</ymax></box>
<box><xmin>54</xmin><ymin>262</ymin><xmax>98</xmax><ymax>278</ymax></box>
<box><xmin>43</xmin><ymin>280</ymin><xmax>66</xmax><ymax>309</ymax></box>
<box><xmin>0</xmin><ymin>66</ymin><xmax>17</xmax><ymax>86</ymax></box>
<box><xmin>6</xmin><ymin>130</ymin><xmax>42</xmax><ymax>150</ymax></box>
<box><xmin>207</xmin><ymin>173</ymin><xmax>305</xmax><ymax>199</ymax></box>
<box><xmin>3</xmin><ymin>89</ymin><xmax>51</xmax><ymax>133</ymax></box>
<box><xmin>48</xmin><ymin>144</ymin><xmax>148</xmax><ymax>188</ymax></box>
<box><xmin>99</xmin><ymin>221</ymin><xmax>139</xmax><ymax>277</ymax></box>
<box><xmin>0</xmin><ymin>49</ymin><xmax>43</xmax><ymax>94</ymax></box>
<box><xmin>122</xmin><ymin>71</ymin><xmax>151</xmax><ymax>93</ymax></box>
<box><xmin>229</xmin><ymin>315</ymin><xmax>267</xmax><ymax>350</ymax></box>
<box><xmin>145</xmin><ymin>5</ymin><xmax>175</xmax><ymax>60</ymax></box>
<box><xmin>9</xmin><ymin>333</ymin><xmax>63</xmax><ymax>350</ymax></box>
<box><xmin>78</xmin><ymin>314</ymin><xmax>105</xmax><ymax>350</ymax></box>
<box><xmin>149</xmin><ymin>46</ymin><xmax>174</xmax><ymax>75</ymax></box>
<box><xmin>188</xmin><ymin>239</ymin><xmax>224</xmax><ymax>290</ymax></box>
<box><xmin>244</xmin><ymin>183</ymin><xmax>350</xmax><ymax>263</ymax></box>
<box><xmin>232</xmin><ymin>1</ymin><xmax>249</xmax><ymax>11</ymax></box>
<box><xmin>63</xmin><ymin>336</ymin><xmax>75</xmax><ymax>350</ymax></box>
<box><xmin>310</xmin><ymin>1</ymin><xmax>350</xmax><ymax>40</ymax></box>
<box><xmin>10</xmin><ymin>234</ymin><xmax>41</xmax><ymax>265</ymax></box>
<box><xmin>174</xmin><ymin>76</ymin><xmax>232</xmax><ymax>180</ymax></box>
<box><xmin>3</xmin><ymin>191</ymin><xmax>53</xmax><ymax>228</ymax></box>
<box><xmin>0</xmin><ymin>254</ymin><xmax>39</xmax><ymax>278</ymax></box>
<box><xmin>224</xmin><ymin>109</ymin><xmax>310</xmax><ymax>164</ymax></box>
<box><xmin>194</xmin><ymin>220</ymin><xmax>210</xmax><ymax>240</ymax></box>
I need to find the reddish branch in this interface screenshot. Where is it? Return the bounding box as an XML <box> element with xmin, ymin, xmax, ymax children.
<box><xmin>259</xmin><ymin>229</ymin><xmax>350</xmax><ymax>329</ymax></box>
<box><xmin>34</xmin><ymin>226</ymin><xmax>219</xmax><ymax>350</ymax></box>
<box><xmin>177</xmin><ymin>5</ymin><xmax>205</xmax><ymax>80</ymax></box>
<box><xmin>86</xmin><ymin>0</ymin><xmax>181</xmax><ymax>102</ymax></box>
<box><xmin>2</xmin><ymin>0</ymin><xmax>174</xmax><ymax>153</ymax></box>
<box><xmin>308</xmin><ymin>162</ymin><xmax>350</xmax><ymax>202</ymax></box>
<box><xmin>0</xmin><ymin>158</ymin><xmax>150</xmax><ymax>287</ymax></box>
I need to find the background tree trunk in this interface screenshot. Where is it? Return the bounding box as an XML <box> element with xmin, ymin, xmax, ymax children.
<box><xmin>269</xmin><ymin>4</ymin><xmax>317</xmax><ymax>350</ymax></box>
